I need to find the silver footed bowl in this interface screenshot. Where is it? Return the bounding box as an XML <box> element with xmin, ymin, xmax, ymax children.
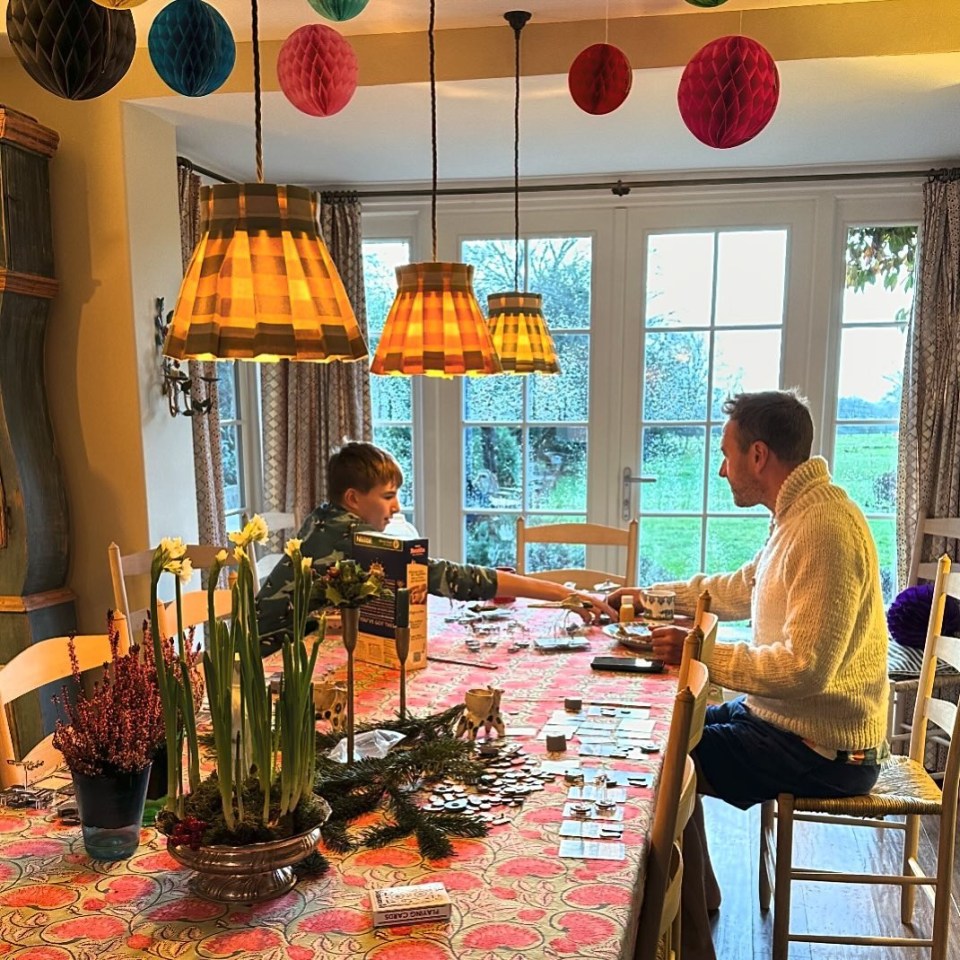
<box><xmin>167</xmin><ymin>799</ymin><xmax>331</xmax><ymax>904</ymax></box>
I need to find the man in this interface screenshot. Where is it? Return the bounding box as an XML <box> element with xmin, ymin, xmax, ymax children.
<box><xmin>257</xmin><ymin>441</ymin><xmax>614</xmax><ymax>640</ymax></box>
<box><xmin>614</xmin><ymin>390</ymin><xmax>889</xmax><ymax>958</ymax></box>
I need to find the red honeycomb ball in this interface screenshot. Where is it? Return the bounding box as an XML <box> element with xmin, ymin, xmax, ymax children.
<box><xmin>677</xmin><ymin>35</ymin><xmax>780</xmax><ymax>149</ymax></box>
<box><xmin>277</xmin><ymin>24</ymin><xmax>358</xmax><ymax>117</ymax></box>
<box><xmin>568</xmin><ymin>43</ymin><xmax>632</xmax><ymax>116</ymax></box>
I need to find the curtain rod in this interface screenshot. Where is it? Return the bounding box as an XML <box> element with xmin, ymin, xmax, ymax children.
<box><xmin>177</xmin><ymin>157</ymin><xmax>932</xmax><ymax>196</ymax></box>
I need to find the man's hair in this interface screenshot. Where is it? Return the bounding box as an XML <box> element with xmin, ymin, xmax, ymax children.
<box><xmin>327</xmin><ymin>442</ymin><xmax>403</xmax><ymax>503</ymax></box>
<box><xmin>721</xmin><ymin>389</ymin><xmax>814</xmax><ymax>465</ymax></box>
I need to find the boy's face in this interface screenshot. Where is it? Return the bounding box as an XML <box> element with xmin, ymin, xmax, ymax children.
<box><xmin>343</xmin><ymin>482</ymin><xmax>402</xmax><ymax>531</ymax></box>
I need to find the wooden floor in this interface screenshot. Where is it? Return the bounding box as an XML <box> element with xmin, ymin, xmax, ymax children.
<box><xmin>705</xmin><ymin>797</ymin><xmax>960</xmax><ymax>959</ymax></box>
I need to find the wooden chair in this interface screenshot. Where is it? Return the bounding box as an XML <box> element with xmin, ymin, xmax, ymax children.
<box><xmin>244</xmin><ymin>511</ymin><xmax>298</xmax><ymax>593</ymax></box>
<box><xmin>0</xmin><ymin>616</ymin><xmax>130</xmax><ymax>788</ymax></box>
<box><xmin>677</xmin><ymin>592</ymin><xmax>716</xmax><ymax>689</ymax></box>
<box><xmin>761</xmin><ymin>554</ymin><xmax>960</xmax><ymax>959</ymax></box>
<box><xmin>634</xmin><ymin>658</ymin><xmax>710</xmax><ymax>959</ymax></box>
<box><xmin>515</xmin><ymin>517</ymin><xmax>638</xmax><ymax>590</ymax></box>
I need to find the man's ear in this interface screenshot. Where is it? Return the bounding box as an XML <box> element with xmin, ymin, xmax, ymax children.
<box><xmin>751</xmin><ymin>441</ymin><xmax>771</xmax><ymax>471</ymax></box>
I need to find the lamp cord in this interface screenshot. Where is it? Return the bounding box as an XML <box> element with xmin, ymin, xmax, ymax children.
<box><xmin>252</xmin><ymin>0</ymin><xmax>264</xmax><ymax>184</ymax></box>
<box><xmin>512</xmin><ymin>16</ymin><xmax>521</xmax><ymax>291</ymax></box>
<box><xmin>429</xmin><ymin>0</ymin><xmax>438</xmax><ymax>260</ymax></box>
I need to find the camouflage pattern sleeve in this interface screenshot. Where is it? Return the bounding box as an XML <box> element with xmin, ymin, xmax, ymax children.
<box><xmin>427</xmin><ymin>558</ymin><xmax>498</xmax><ymax>601</ymax></box>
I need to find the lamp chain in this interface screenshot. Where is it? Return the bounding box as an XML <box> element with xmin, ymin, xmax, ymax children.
<box><xmin>429</xmin><ymin>0</ymin><xmax>438</xmax><ymax>261</ymax></box>
<box><xmin>252</xmin><ymin>0</ymin><xmax>264</xmax><ymax>184</ymax></box>
<box><xmin>512</xmin><ymin>16</ymin><xmax>521</xmax><ymax>291</ymax></box>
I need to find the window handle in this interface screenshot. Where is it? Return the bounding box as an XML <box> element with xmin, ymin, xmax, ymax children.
<box><xmin>622</xmin><ymin>467</ymin><xmax>656</xmax><ymax>522</ymax></box>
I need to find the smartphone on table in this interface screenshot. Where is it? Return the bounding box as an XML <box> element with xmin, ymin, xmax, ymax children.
<box><xmin>590</xmin><ymin>656</ymin><xmax>665</xmax><ymax>674</ymax></box>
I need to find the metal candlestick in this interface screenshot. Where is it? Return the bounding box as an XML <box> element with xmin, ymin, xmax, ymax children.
<box><xmin>394</xmin><ymin>625</ymin><xmax>410</xmax><ymax>719</ymax></box>
<box><xmin>341</xmin><ymin>606</ymin><xmax>360</xmax><ymax>764</ymax></box>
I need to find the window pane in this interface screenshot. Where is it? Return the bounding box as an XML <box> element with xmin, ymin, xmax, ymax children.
<box><xmin>528</xmin><ymin>333</ymin><xmax>589</xmax><ymax>422</ymax></box>
<box><xmin>218</xmin><ymin>363</ymin><xmax>238</xmax><ymax>420</ymax></box>
<box><xmin>221</xmin><ymin>424</ymin><xmax>242</xmax><ymax>511</ymax></box>
<box><xmin>869</xmin><ymin>518</ymin><xmax>897</xmax><ymax>604</ymax></box>
<box><xmin>464</xmin><ymin>426</ymin><xmax>522</xmax><ymax>509</ymax></box>
<box><xmin>832</xmin><ymin>424</ymin><xmax>898</xmax><ymax>513</ymax></box>
<box><xmin>711</xmin><ymin>328</ymin><xmax>783</xmax><ymax>419</ymax></box>
<box><xmin>639</xmin><ymin>517</ymin><xmax>702</xmax><ymax>583</ymax></box>
<box><xmin>641</xmin><ymin>426</ymin><xmax>705</xmax><ymax>513</ymax></box>
<box><xmin>528</xmin><ymin>427</ymin><xmax>587</xmax><ymax>511</ymax></box>
<box><xmin>645</xmin><ymin>233</ymin><xmax>714</xmax><ymax>328</ymax></box>
<box><xmin>462</xmin><ymin>238</ymin><xmax>518</xmax><ymax>308</ymax></box>
<box><xmin>464</xmin><ymin>375</ymin><xmax>522</xmax><ymax>423</ymax></box>
<box><xmin>527</xmin><ymin>237</ymin><xmax>592</xmax><ymax>330</ymax></box>
<box><xmin>465</xmin><ymin>513</ymin><xmax>517</xmax><ymax>567</ymax></box>
<box><xmin>373</xmin><ymin>425</ymin><xmax>414</xmax><ymax>513</ymax></box>
<box><xmin>837</xmin><ymin>327</ymin><xmax>905</xmax><ymax>420</ymax></box>
<box><xmin>225</xmin><ymin>513</ymin><xmax>243</xmax><ymax>534</ymax></box>
<box><xmin>715</xmin><ymin>230</ymin><xmax>787</xmax><ymax>326</ymax></box>
<box><xmin>706</xmin><ymin>517</ymin><xmax>769</xmax><ymax>573</ymax></box>
<box><xmin>643</xmin><ymin>331</ymin><xmax>710</xmax><ymax>421</ymax></box>
<box><xmin>707</xmin><ymin>426</ymin><xmax>766</xmax><ymax>514</ymax></box>
<box><xmin>371</xmin><ymin>376</ymin><xmax>412</xmax><ymax>422</ymax></box>
<box><xmin>362</xmin><ymin>240</ymin><xmax>409</xmax><ymax>338</ymax></box>
<box><xmin>524</xmin><ymin>514</ymin><xmax>589</xmax><ymax>572</ymax></box>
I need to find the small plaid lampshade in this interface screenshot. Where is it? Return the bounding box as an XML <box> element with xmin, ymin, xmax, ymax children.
<box><xmin>164</xmin><ymin>182</ymin><xmax>368</xmax><ymax>362</ymax></box>
<box><xmin>371</xmin><ymin>262</ymin><xmax>502</xmax><ymax>376</ymax></box>
<box><xmin>487</xmin><ymin>292</ymin><xmax>560</xmax><ymax>374</ymax></box>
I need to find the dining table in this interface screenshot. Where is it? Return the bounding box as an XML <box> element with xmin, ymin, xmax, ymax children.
<box><xmin>0</xmin><ymin>600</ymin><xmax>681</xmax><ymax>960</ymax></box>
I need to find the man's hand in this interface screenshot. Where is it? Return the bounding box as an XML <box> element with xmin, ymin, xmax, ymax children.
<box><xmin>650</xmin><ymin>625</ymin><xmax>687</xmax><ymax>665</ymax></box>
<box><xmin>605</xmin><ymin>587</ymin><xmax>643</xmax><ymax>611</ymax></box>
<box><xmin>561</xmin><ymin>592</ymin><xmax>617</xmax><ymax>623</ymax></box>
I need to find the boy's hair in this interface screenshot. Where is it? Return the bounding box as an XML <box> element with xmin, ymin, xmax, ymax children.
<box><xmin>327</xmin><ymin>442</ymin><xmax>403</xmax><ymax>504</ymax></box>
<box><xmin>722</xmin><ymin>389</ymin><xmax>814</xmax><ymax>465</ymax></box>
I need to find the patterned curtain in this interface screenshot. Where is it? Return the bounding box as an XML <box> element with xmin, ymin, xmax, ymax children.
<box><xmin>896</xmin><ymin>169</ymin><xmax>960</xmax><ymax>587</ymax></box>
<box><xmin>177</xmin><ymin>161</ymin><xmax>227</xmax><ymax>547</ymax></box>
<box><xmin>260</xmin><ymin>192</ymin><xmax>372</xmax><ymax>534</ymax></box>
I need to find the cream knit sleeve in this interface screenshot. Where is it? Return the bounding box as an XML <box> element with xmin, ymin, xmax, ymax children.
<box><xmin>709</xmin><ymin>505</ymin><xmax>869</xmax><ymax>698</ymax></box>
<box><xmin>655</xmin><ymin>553</ymin><xmax>758</xmax><ymax>621</ymax></box>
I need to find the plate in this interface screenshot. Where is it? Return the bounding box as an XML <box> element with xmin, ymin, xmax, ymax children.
<box><xmin>601</xmin><ymin>622</ymin><xmax>654</xmax><ymax>652</ymax></box>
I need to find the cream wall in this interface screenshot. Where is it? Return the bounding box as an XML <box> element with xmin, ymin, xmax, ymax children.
<box><xmin>0</xmin><ymin>0</ymin><xmax>954</xmax><ymax>631</ymax></box>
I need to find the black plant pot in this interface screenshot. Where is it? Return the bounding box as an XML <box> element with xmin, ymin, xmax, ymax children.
<box><xmin>72</xmin><ymin>765</ymin><xmax>151</xmax><ymax>861</ymax></box>
<box><xmin>146</xmin><ymin>744</ymin><xmax>168</xmax><ymax>801</ymax></box>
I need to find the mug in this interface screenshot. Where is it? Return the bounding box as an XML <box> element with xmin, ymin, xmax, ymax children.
<box><xmin>642</xmin><ymin>588</ymin><xmax>676</xmax><ymax>621</ymax></box>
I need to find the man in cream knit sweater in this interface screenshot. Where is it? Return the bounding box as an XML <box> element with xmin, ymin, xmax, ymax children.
<box><xmin>615</xmin><ymin>390</ymin><xmax>889</xmax><ymax>958</ymax></box>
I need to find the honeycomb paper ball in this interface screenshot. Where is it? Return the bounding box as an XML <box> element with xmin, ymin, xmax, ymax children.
<box><xmin>887</xmin><ymin>583</ymin><xmax>960</xmax><ymax>649</ymax></box>
<box><xmin>149</xmin><ymin>0</ymin><xmax>236</xmax><ymax>97</ymax></box>
<box><xmin>307</xmin><ymin>0</ymin><xmax>370</xmax><ymax>21</ymax></box>
<box><xmin>568</xmin><ymin>43</ymin><xmax>632</xmax><ymax>115</ymax></box>
<box><xmin>278</xmin><ymin>24</ymin><xmax>359</xmax><ymax>118</ymax></box>
<box><xmin>685</xmin><ymin>0</ymin><xmax>730</xmax><ymax>7</ymax></box>
<box><xmin>677</xmin><ymin>35</ymin><xmax>780</xmax><ymax>149</ymax></box>
<box><xmin>6</xmin><ymin>0</ymin><xmax>136</xmax><ymax>100</ymax></box>
<box><xmin>91</xmin><ymin>0</ymin><xmax>148</xmax><ymax>7</ymax></box>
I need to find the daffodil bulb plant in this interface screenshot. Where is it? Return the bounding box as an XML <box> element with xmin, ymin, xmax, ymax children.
<box><xmin>153</xmin><ymin>519</ymin><xmax>329</xmax><ymax>847</ymax></box>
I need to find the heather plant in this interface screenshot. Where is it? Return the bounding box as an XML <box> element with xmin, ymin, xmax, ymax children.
<box><xmin>52</xmin><ymin>612</ymin><xmax>165</xmax><ymax>778</ymax></box>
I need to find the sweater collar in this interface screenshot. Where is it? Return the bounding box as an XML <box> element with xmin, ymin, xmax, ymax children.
<box><xmin>773</xmin><ymin>456</ymin><xmax>830</xmax><ymax>520</ymax></box>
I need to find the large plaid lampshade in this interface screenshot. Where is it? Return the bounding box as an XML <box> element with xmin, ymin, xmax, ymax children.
<box><xmin>370</xmin><ymin>262</ymin><xmax>502</xmax><ymax>377</ymax></box>
<box><xmin>487</xmin><ymin>292</ymin><xmax>560</xmax><ymax>375</ymax></box>
<box><xmin>164</xmin><ymin>183</ymin><xmax>368</xmax><ymax>362</ymax></box>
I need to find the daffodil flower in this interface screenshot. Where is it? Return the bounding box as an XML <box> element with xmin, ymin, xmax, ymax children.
<box><xmin>284</xmin><ymin>538</ymin><xmax>303</xmax><ymax>558</ymax></box>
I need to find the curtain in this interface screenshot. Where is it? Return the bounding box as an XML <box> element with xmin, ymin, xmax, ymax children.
<box><xmin>177</xmin><ymin>161</ymin><xmax>227</xmax><ymax>548</ymax></box>
<box><xmin>896</xmin><ymin>169</ymin><xmax>960</xmax><ymax>587</ymax></box>
<box><xmin>260</xmin><ymin>191</ymin><xmax>372</xmax><ymax>534</ymax></box>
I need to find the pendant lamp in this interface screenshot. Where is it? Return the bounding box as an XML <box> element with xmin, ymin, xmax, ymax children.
<box><xmin>486</xmin><ymin>11</ymin><xmax>559</xmax><ymax>376</ymax></box>
<box><xmin>370</xmin><ymin>0</ymin><xmax>501</xmax><ymax>377</ymax></box>
<box><xmin>164</xmin><ymin>0</ymin><xmax>367</xmax><ymax>363</ymax></box>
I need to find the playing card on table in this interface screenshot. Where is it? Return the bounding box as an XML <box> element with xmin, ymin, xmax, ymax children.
<box><xmin>558</xmin><ymin>839</ymin><xmax>626</xmax><ymax>860</ymax></box>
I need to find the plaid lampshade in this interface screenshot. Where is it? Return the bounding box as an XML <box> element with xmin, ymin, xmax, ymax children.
<box><xmin>370</xmin><ymin>261</ymin><xmax>502</xmax><ymax>376</ymax></box>
<box><xmin>487</xmin><ymin>292</ymin><xmax>561</xmax><ymax>374</ymax></box>
<box><xmin>164</xmin><ymin>182</ymin><xmax>368</xmax><ymax>362</ymax></box>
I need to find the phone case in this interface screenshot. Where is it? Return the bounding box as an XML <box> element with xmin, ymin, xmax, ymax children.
<box><xmin>590</xmin><ymin>656</ymin><xmax>665</xmax><ymax>674</ymax></box>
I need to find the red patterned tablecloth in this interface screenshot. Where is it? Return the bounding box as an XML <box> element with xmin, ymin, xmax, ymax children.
<box><xmin>0</xmin><ymin>601</ymin><xmax>678</xmax><ymax>960</ymax></box>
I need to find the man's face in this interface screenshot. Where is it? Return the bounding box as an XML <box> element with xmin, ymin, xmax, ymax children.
<box><xmin>718</xmin><ymin>420</ymin><xmax>765</xmax><ymax>508</ymax></box>
<box><xmin>347</xmin><ymin>482</ymin><xmax>402</xmax><ymax>531</ymax></box>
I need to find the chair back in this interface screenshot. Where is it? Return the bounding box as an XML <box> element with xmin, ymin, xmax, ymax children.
<box><xmin>908</xmin><ymin>512</ymin><xmax>960</xmax><ymax>584</ymax></box>
<box><xmin>0</xmin><ymin>617</ymin><xmax>130</xmax><ymax>788</ymax></box>
<box><xmin>156</xmin><ymin>587</ymin><xmax>234</xmax><ymax>644</ymax></box>
<box><xmin>515</xmin><ymin>517</ymin><xmax>638</xmax><ymax>589</ymax></box>
<box><xmin>910</xmin><ymin>555</ymin><xmax>960</xmax><ymax>823</ymax></box>
<box><xmin>678</xmin><ymin>608</ymin><xmax>718</xmax><ymax>689</ymax></box>
<box><xmin>243</xmin><ymin>511</ymin><xmax>298</xmax><ymax>592</ymax></box>
<box><xmin>634</xmin><ymin>678</ymin><xmax>700</xmax><ymax>959</ymax></box>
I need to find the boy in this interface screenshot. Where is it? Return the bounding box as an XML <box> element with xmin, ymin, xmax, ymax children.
<box><xmin>256</xmin><ymin>441</ymin><xmax>614</xmax><ymax>640</ymax></box>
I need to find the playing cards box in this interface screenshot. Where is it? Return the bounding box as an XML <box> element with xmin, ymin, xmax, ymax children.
<box><xmin>352</xmin><ymin>531</ymin><xmax>428</xmax><ymax>671</ymax></box>
<box><xmin>370</xmin><ymin>882</ymin><xmax>451</xmax><ymax>927</ymax></box>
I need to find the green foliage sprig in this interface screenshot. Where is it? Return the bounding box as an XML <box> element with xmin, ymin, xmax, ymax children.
<box><xmin>310</xmin><ymin>557</ymin><xmax>392</xmax><ymax>610</ymax></box>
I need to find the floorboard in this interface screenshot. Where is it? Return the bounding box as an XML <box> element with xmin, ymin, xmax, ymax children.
<box><xmin>704</xmin><ymin>798</ymin><xmax>960</xmax><ymax>959</ymax></box>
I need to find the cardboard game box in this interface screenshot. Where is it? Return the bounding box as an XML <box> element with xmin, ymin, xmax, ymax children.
<box><xmin>369</xmin><ymin>882</ymin><xmax>451</xmax><ymax>927</ymax></box>
<box><xmin>352</xmin><ymin>530</ymin><xmax>428</xmax><ymax>671</ymax></box>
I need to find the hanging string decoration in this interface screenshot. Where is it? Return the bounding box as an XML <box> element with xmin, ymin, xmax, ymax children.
<box><xmin>6</xmin><ymin>0</ymin><xmax>136</xmax><ymax>101</ymax></box>
<box><xmin>278</xmin><ymin>24</ymin><xmax>359</xmax><ymax>117</ymax></box>
<box><xmin>149</xmin><ymin>0</ymin><xmax>236</xmax><ymax>97</ymax></box>
<box><xmin>307</xmin><ymin>0</ymin><xmax>369</xmax><ymax>21</ymax></box>
<box><xmin>568</xmin><ymin>43</ymin><xmax>632</xmax><ymax>115</ymax></box>
<box><xmin>677</xmin><ymin>35</ymin><xmax>780</xmax><ymax>149</ymax></box>
<box><xmin>684</xmin><ymin>0</ymin><xmax>730</xmax><ymax>7</ymax></box>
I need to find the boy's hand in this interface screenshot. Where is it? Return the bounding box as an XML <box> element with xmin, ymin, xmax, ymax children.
<box><xmin>650</xmin><ymin>625</ymin><xmax>687</xmax><ymax>665</ymax></box>
<box><xmin>561</xmin><ymin>592</ymin><xmax>617</xmax><ymax>622</ymax></box>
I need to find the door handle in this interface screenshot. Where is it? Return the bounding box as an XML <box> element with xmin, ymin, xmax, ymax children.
<box><xmin>622</xmin><ymin>467</ymin><xmax>656</xmax><ymax>522</ymax></box>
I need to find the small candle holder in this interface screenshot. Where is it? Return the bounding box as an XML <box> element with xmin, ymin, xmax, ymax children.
<box><xmin>394</xmin><ymin>624</ymin><xmax>411</xmax><ymax>719</ymax></box>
